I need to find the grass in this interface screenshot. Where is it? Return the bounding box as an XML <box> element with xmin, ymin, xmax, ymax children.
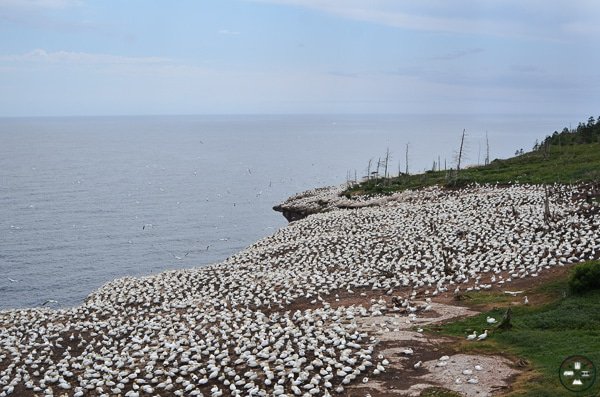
<box><xmin>420</xmin><ymin>387</ymin><xmax>464</xmax><ymax>397</ymax></box>
<box><xmin>461</xmin><ymin>278</ymin><xmax>567</xmax><ymax>309</ymax></box>
<box><xmin>346</xmin><ymin>143</ymin><xmax>600</xmax><ymax>196</ymax></box>
<box><xmin>430</xmin><ymin>268</ymin><xmax>600</xmax><ymax>396</ymax></box>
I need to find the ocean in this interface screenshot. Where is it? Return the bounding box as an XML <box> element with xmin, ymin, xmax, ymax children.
<box><xmin>0</xmin><ymin>114</ymin><xmax>580</xmax><ymax>309</ymax></box>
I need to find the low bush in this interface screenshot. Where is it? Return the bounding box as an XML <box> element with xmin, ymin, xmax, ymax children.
<box><xmin>569</xmin><ymin>261</ymin><xmax>600</xmax><ymax>294</ymax></box>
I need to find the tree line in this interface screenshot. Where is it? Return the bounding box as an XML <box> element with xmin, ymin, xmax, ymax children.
<box><xmin>535</xmin><ymin>116</ymin><xmax>600</xmax><ymax>150</ymax></box>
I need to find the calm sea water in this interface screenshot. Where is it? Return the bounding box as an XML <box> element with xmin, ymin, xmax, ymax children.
<box><xmin>0</xmin><ymin>114</ymin><xmax>579</xmax><ymax>309</ymax></box>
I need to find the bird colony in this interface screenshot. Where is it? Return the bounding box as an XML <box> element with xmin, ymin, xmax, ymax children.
<box><xmin>1</xmin><ymin>183</ymin><xmax>599</xmax><ymax>396</ymax></box>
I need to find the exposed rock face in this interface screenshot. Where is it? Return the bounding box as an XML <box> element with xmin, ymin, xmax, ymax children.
<box><xmin>273</xmin><ymin>184</ymin><xmax>391</xmax><ymax>222</ymax></box>
<box><xmin>274</xmin><ymin>181</ymin><xmax>600</xmax><ymax>222</ymax></box>
<box><xmin>273</xmin><ymin>186</ymin><xmax>341</xmax><ymax>221</ymax></box>
<box><xmin>272</xmin><ymin>204</ymin><xmax>318</xmax><ymax>222</ymax></box>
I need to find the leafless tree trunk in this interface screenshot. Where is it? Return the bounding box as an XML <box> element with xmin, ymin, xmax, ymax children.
<box><xmin>543</xmin><ymin>185</ymin><xmax>552</xmax><ymax>224</ymax></box>
<box><xmin>457</xmin><ymin>129</ymin><xmax>466</xmax><ymax>171</ymax></box>
<box><xmin>384</xmin><ymin>147</ymin><xmax>390</xmax><ymax>179</ymax></box>
<box><xmin>497</xmin><ymin>307</ymin><xmax>513</xmax><ymax>330</ymax></box>
<box><xmin>485</xmin><ymin>131</ymin><xmax>490</xmax><ymax>165</ymax></box>
<box><xmin>405</xmin><ymin>143</ymin><xmax>409</xmax><ymax>175</ymax></box>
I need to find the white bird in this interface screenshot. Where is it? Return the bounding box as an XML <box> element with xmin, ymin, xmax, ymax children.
<box><xmin>523</xmin><ymin>296</ymin><xmax>529</xmax><ymax>305</ymax></box>
<box><xmin>466</xmin><ymin>331</ymin><xmax>477</xmax><ymax>340</ymax></box>
<box><xmin>486</xmin><ymin>316</ymin><xmax>497</xmax><ymax>324</ymax></box>
<box><xmin>503</xmin><ymin>290</ymin><xmax>524</xmax><ymax>296</ymax></box>
<box><xmin>477</xmin><ymin>330</ymin><xmax>488</xmax><ymax>340</ymax></box>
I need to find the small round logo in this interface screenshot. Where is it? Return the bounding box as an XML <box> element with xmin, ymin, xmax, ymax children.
<box><xmin>559</xmin><ymin>355</ymin><xmax>596</xmax><ymax>392</ymax></box>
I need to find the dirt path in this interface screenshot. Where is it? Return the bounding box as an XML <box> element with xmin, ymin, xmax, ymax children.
<box><xmin>343</xmin><ymin>301</ymin><xmax>518</xmax><ymax>396</ymax></box>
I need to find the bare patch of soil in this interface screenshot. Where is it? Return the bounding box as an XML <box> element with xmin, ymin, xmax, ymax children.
<box><xmin>432</xmin><ymin>263</ymin><xmax>574</xmax><ymax>310</ymax></box>
<box><xmin>346</xmin><ymin>302</ymin><xmax>518</xmax><ymax>397</ymax></box>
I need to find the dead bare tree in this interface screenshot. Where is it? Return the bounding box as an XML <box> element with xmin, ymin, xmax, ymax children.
<box><xmin>383</xmin><ymin>147</ymin><xmax>390</xmax><ymax>179</ymax></box>
<box><xmin>497</xmin><ymin>307</ymin><xmax>513</xmax><ymax>330</ymax></box>
<box><xmin>457</xmin><ymin>129</ymin><xmax>466</xmax><ymax>171</ymax></box>
<box><xmin>543</xmin><ymin>185</ymin><xmax>552</xmax><ymax>224</ymax></box>
<box><xmin>405</xmin><ymin>143</ymin><xmax>409</xmax><ymax>175</ymax></box>
<box><xmin>542</xmin><ymin>140</ymin><xmax>550</xmax><ymax>160</ymax></box>
<box><xmin>485</xmin><ymin>131</ymin><xmax>490</xmax><ymax>165</ymax></box>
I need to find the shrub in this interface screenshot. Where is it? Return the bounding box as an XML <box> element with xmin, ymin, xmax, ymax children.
<box><xmin>445</xmin><ymin>174</ymin><xmax>472</xmax><ymax>189</ymax></box>
<box><xmin>569</xmin><ymin>261</ymin><xmax>600</xmax><ymax>294</ymax></box>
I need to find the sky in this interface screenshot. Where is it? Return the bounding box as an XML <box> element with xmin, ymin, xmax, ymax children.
<box><xmin>0</xmin><ymin>0</ymin><xmax>599</xmax><ymax>117</ymax></box>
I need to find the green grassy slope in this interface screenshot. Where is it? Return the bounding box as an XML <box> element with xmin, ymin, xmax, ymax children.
<box><xmin>346</xmin><ymin>143</ymin><xmax>600</xmax><ymax>196</ymax></box>
<box><xmin>432</xmin><ymin>263</ymin><xmax>600</xmax><ymax>397</ymax></box>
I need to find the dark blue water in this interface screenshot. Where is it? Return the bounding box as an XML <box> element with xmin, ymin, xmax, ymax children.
<box><xmin>0</xmin><ymin>114</ymin><xmax>579</xmax><ymax>309</ymax></box>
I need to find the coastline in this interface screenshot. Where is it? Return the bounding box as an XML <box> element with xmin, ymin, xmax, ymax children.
<box><xmin>1</xmin><ymin>183</ymin><xmax>599</xmax><ymax>396</ymax></box>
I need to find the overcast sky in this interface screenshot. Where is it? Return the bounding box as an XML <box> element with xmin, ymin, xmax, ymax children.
<box><xmin>0</xmin><ymin>0</ymin><xmax>599</xmax><ymax>116</ymax></box>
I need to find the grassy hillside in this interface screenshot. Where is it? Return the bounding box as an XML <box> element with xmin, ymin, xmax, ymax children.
<box><xmin>431</xmin><ymin>262</ymin><xmax>600</xmax><ymax>397</ymax></box>
<box><xmin>345</xmin><ymin>143</ymin><xmax>600</xmax><ymax>196</ymax></box>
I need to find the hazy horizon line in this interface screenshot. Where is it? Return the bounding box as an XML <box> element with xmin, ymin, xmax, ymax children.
<box><xmin>0</xmin><ymin>112</ymin><xmax>586</xmax><ymax>120</ymax></box>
